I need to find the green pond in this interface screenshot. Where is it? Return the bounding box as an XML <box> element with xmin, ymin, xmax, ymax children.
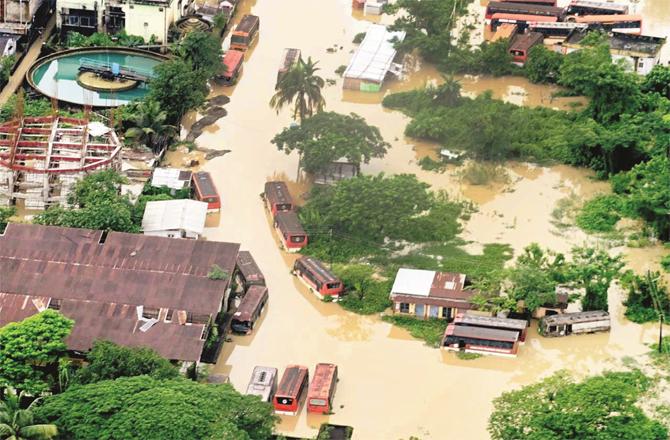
<box><xmin>31</xmin><ymin>50</ymin><xmax>163</xmax><ymax>107</ymax></box>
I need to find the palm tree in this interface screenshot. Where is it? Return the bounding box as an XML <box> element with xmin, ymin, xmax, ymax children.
<box><xmin>0</xmin><ymin>391</ymin><xmax>57</xmax><ymax>440</ymax></box>
<box><xmin>125</xmin><ymin>99</ymin><xmax>177</xmax><ymax>152</ymax></box>
<box><xmin>432</xmin><ymin>75</ymin><xmax>461</xmax><ymax>107</ymax></box>
<box><xmin>270</xmin><ymin>56</ymin><xmax>326</xmax><ymax>122</ymax></box>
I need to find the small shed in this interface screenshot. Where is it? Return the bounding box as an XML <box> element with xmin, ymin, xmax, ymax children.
<box><xmin>151</xmin><ymin>168</ymin><xmax>192</xmax><ymax>193</ymax></box>
<box><xmin>141</xmin><ymin>199</ymin><xmax>208</xmax><ymax>239</ymax></box>
<box><xmin>313</xmin><ymin>161</ymin><xmax>358</xmax><ymax>185</ymax></box>
<box><xmin>343</xmin><ymin>24</ymin><xmax>406</xmax><ymax>92</ymax></box>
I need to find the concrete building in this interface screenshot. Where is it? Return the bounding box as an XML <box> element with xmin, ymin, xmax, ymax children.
<box><xmin>57</xmin><ymin>0</ymin><xmax>185</xmax><ymax>43</ymax></box>
<box><xmin>389</xmin><ymin>268</ymin><xmax>476</xmax><ymax>321</ymax></box>
<box><xmin>563</xmin><ymin>29</ymin><xmax>666</xmax><ymax>75</ymax></box>
<box><xmin>150</xmin><ymin>167</ymin><xmax>192</xmax><ymax>193</ymax></box>
<box><xmin>0</xmin><ymin>0</ymin><xmax>48</xmax><ymax>37</ymax></box>
<box><xmin>0</xmin><ymin>224</ymin><xmax>240</xmax><ymax>362</ymax></box>
<box><xmin>141</xmin><ymin>198</ymin><xmax>208</xmax><ymax>239</ymax></box>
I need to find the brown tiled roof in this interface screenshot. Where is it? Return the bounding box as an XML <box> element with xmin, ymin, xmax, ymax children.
<box><xmin>0</xmin><ymin>224</ymin><xmax>240</xmax><ymax>361</ymax></box>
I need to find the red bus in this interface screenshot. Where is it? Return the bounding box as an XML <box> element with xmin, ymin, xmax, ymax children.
<box><xmin>490</xmin><ymin>13</ymin><xmax>557</xmax><ymax>32</ymax></box>
<box><xmin>442</xmin><ymin>324</ymin><xmax>521</xmax><ymax>357</ymax></box>
<box><xmin>274</xmin><ymin>211</ymin><xmax>308</xmax><ymax>252</ymax></box>
<box><xmin>231</xmin><ymin>285</ymin><xmax>269</xmax><ymax>334</ymax></box>
<box><xmin>231</xmin><ymin>14</ymin><xmax>259</xmax><ymax>51</ymax></box>
<box><xmin>236</xmin><ymin>251</ymin><xmax>265</xmax><ymax>291</ymax></box>
<box><xmin>500</xmin><ymin>0</ymin><xmax>556</xmax><ymax>5</ymax></box>
<box><xmin>220</xmin><ymin>50</ymin><xmax>244</xmax><ymax>86</ymax></box>
<box><xmin>192</xmin><ymin>172</ymin><xmax>221</xmax><ymax>212</ymax></box>
<box><xmin>509</xmin><ymin>32</ymin><xmax>544</xmax><ymax>64</ymax></box>
<box><xmin>293</xmin><ymin>256</ymin><xmax>344</xmax><ymax>299</ymax></box>
<box><xmin>274</xmin><ymin>365</ymin><xmax>309</xmax><ymax>415</ymax></box>
<box><xmin>264</xmin><ymin>181</ymin><xmax>293</xmax><ymax>216</ymax></box>
<box><xmin>566</xmin><ymin>0</ymin><xmax>628</xmax><ymax>16</ymax></box>
<box><xmin>307</xmin><ymin>363</ymin><xmax>338</xmax><ymax>414</ymax></box>
<box><xmin>575</xmin><ymin>14</ymin><xmax>642</xmax><ymax>34</ymax></box>
<box><xmin>485</xmin><ymin>1</ymin><xmax>566</xmax><ymax>22</ymax></box>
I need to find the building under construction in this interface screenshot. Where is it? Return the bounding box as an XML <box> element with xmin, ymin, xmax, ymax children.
<box><xmin>0</xmin><ymin>116</ymin><xmax>122</xmax><ymax>209</ymax></box>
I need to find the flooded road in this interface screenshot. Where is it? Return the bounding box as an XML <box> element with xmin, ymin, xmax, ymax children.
<box><xmin>199</xmin><ymin>0</ymin><xmax>670</xmax><ymax>438</ymax></box>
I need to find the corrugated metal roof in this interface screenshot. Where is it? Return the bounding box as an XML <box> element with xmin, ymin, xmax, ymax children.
<box><xmin>390</xmin><ymin>268</ymin><xmax>435</xmax><ymax>297</ymax></box>
<box><xmin>141</xmin><ymin>199</ymin><xmax>208</xmax><ymax>235</ymax></box>
<box><xmin>343</xmin><ymin>24</ymin><xmax>406</xmax><ymax>83</ymax></box>
<box><xmin>151</xmin><ymin>168</ymin><xmax>192</xmax><ymax>190</ymax></box>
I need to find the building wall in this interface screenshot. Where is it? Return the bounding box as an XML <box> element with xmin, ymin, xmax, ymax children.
<box><xmin>392</xmin><ymin>300</ymin><xmax>460</xmax><ymax>320</ymax></box>
<box><xmin>57</xmin><ymin>0</ymin><xmax>103</xmax><ymax>31</ymax></box>
<box><xmin>5</xmin><ymin>0</ymin><xmax>44</xmax><ymax>24</ymax></box>
<box><xmin>611</xmin><ymin>53</ymin><xmax>659</xmax><ymax>75</ymax></box>
<box><xmin>119</xmin><ymin>0</ymin><xmax>180</xmax><ymax>43</ymax></box>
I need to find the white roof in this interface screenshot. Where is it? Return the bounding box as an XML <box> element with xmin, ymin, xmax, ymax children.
<box><xmin>141</xmin><ymin>199</ymin><xmax>208</xmax><ymax>235</ymax></box>
<box><xmin>343</xmin><ymin>24</ymin><xmax>406</xmax><ymax>83</ymax></box>
<box><xmin>391</xmin><ymin>268</ymin><xmax>436</xmax><ymax>297</ymax></box>
<box><xmin>151</xmin><ymin>168</ymin><xmax>191</xmax><ymax>190</ymax></box>
<box><xmin>87</xmin><ymin>121</ymin><xmax>111</xmax><ymax>137</ymax></box>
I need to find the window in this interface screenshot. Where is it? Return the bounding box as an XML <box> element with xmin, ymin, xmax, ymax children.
<box><xmin>142</xmin><ymin>307</ymin><xmax>159</xmax><ymax>319</ymax></box>
<box><xmin>442</xmin><ymin>307</ymin><xmax>451</xmax><ymax>319</ymax></box>
<box><xmin>399</xmin><ymin>303</ymin><xmax>410</xmax><ymax>313</ymax></box>
<box><xmin>290</xmin><ymin>235</ymin><xmax>305</xmax><ymax>243</ymax></box>
<box><xmin>309</xmin><ymin>398</ymin><xmax>327</xmax><ymax>406</ymax></box>
<box><xmin>48</xmin><ymin>298</ymin><xmax>62</xmax><ymax>310</ymax></box>
<box><xmin>326</xmin><ymin>282</ymin><xmax>340</xmax><ymax>290</ymax></box>
<box><xmin>165</xmin><ymin>309</ymin><xmax>174</xmax><ymax>322</ymax></box>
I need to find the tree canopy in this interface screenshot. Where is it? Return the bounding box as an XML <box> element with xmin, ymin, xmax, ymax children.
<box><xmin>35</xmin><ymin>376</ymin><xmax>278</xmax><ymax>440</ymax></box>
<box><xmin>0</xmin><ymin>390</ymin><xmax>58</xmax><ymax>440</ymax></box>
<box><xmin>271</xmin><ymin>112</ymin><xmax>389</xmax><ymax>174</ymax></box>
<box><xmin>74</xmin><ymin>341</ymin><xmax>179</xmax><ymax>385</ymax></box>
<box><xmin>148</xmin><ymin>58</ymin><xmax>208</xmax><ymax>123</ymax></box>
<box><xmin>175</xmin><ymin>31</ymin><xmax>223</xmax><ymax>78</ymax></box>
<box><xmin>0</xmin><ymin>311</ymin><xmax>73</xmax><ymax>394</ymax></box>
<box><xmin>488</xmin><ymin>370</ymin><xmax>667</xmax><ymax>440</ymax></box>
<box><xmin>270</xmin><ymin>56</ymin><xmax>325</xmax><ymax>122</ymax></box>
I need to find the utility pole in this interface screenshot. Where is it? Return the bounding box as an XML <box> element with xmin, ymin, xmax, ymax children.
<box><xmin>647</xmin><ymin>270</ymin><xmax>665</xmax><ymax>354</ymax></box>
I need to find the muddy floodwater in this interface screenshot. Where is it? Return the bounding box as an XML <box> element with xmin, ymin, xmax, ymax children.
<box><xmin>199</xmin><ymin>0</ymin><xmax>670</xmax><ymax>438</ymax></box>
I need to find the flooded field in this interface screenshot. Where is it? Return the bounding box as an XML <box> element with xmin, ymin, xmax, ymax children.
<box><xmin>199</xmin><ymin>0</ymin><xmax>670</xmax><ymax>438</ymax></box>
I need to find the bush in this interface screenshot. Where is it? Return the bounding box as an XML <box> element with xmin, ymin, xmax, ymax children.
<box><xmin>661</xmin><ymin>255</ymin><xmax>670</xmax><ymax>273</ymax></box>
<box><xmin>381</xmin><ymin>316</ymin><xmax>447</xmax><ymax>347</ymax></box>
<box><xmin>460</xmin><ymin>162</ymin><xmax>509</xmax><ymax>186</ymax></box>
<box><xmin>352</xmin><ymin>32</ymin><xmax>365</xmax><ymax>44</ymax></box>
<box><xmin>334</xmin><ymin>264</ymin><xmax>392</xmax><ymax>314</ymax></box>
<box><xmin>576</xmin><ymin>194</ymin><xmax>625</xmax><ymax>233</ymax></box>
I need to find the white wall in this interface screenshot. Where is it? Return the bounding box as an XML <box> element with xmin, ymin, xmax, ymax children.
<box><xmin>120</xmin><ymin>0</ymin><xmax>180</xmax><ymax>43</ymax></box>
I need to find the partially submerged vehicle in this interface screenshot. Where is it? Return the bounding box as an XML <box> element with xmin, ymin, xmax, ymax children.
<box><xmin>539</xmin><ymin>310</ymin><xmax>610</xmax><ymax>337</ymax></box>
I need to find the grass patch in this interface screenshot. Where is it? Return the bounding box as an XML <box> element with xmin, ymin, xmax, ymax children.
<box><xmin>460</xmin><ymin>162</ymin><xmax>509</xmax><ymax>186</ymax></box>
<box><xmin>456</xmin><ymin>351</ymin><xmax>482</xmax><ymax>360</ymax></box>
<box><xmin>382</xmin><ymin>316</ymin><xmax>447</xmax><ymax>347</ymax></box>
<box><xmin>576</xmin><ymin>194</ymin><xmax>624</xmax><ymax>233</ymax></box>
<box><xmin>649</xmin><ymin>337</ymin><xmax>670</xmax><ymax>371</ymax></box>
<box><xmin>661</xmin><ymin>254</ymin><xmax>670</xmax><ymax>273</ymax></box>
<box><xmin>418</xmin><ymin>156</ymin><xmax>447</xmax><ymax>172</ymax></box>
<box><xmin>551</xmin><ymin>193</ymin><xmax>580</xmax><ymax>229</ymax></box>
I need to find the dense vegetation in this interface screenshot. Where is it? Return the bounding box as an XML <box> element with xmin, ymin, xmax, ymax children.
<box><xmin>272</xmin><ymin>112</ymin><xmax>389</xmax><ymax>174</ymax></box>
<box><xmin>35</xmin><ymin>376</ymin><xmax>277</xmax><ymax>440</ymax></box>
<box><xmin>0</xmin><ymin>311</ymin><xmax>73</xmax><ymax>394</ymax></box>
<box><xmin>66</xmin><ymin>31</ymin><xmax>147</xmax><ymax>48</ymax></box>
<box><xmin>489</xmin><ymin>370</ymin><xmax>668</xmax><ymax>440</ymax></box>
<box><xmin>622</xmin><ymin>271</ymin><xmax>670</xmax><ymax>324</ymax></box>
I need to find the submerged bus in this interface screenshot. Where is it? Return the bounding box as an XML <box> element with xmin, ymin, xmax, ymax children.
<box><xmin>274</xmin><ymin>365</ymin><xmax>309</xmax><ymax>415</ymax></box>
<box><xmin>490</xmin><ymin>13</ymin><xmax>557</xmax><ymax>32</ymax></box>
<box><xmin>231</xmin><ymin>14</ymin><xmax>260</xmax><ymax>51</ymax></box>
<box><xmin>528</xmin><ymin>21</ymin><xmax>588</xmax><ymax>38</ymax></box>
<box><xmin>236</xmin><ymin>251</ymin><xmax>266</xmax><ymax>291</ymax></box>
<box><xmin>540</xmin><ymin>310</ymin><xmax>610</xmax><ymax>337</ymax></box>
<box><xmin>575</xmin><ymin>14</ymin><xmax>642</xmax><ymax>34</ymax></box>
<box><xmin>566</xmin><ymin>0</ymin><xmax>628</xmax><ymax>16</ymax></box>
<box><xmin>192</xmin><ymin>172</ymin><xmax>221</xmax><ymax>212</ymax></box>
<box><xmin>453</xmin><ymin>313</ymin><xmax>528</xmax><ymax>343</ymax></box>
<box><xmin>264</xmin><ymin>181</ymin><xmax>293</xmax><ymax>216</ymax></box>
<box><xmin>500</xmin><ymin>0</ymin><xmax>557</xmax><ymax>5</ymax></box>
<box><xmin>220</xmin><ymin>50</ymin><xmax>244</xmax><ymax>86</ymax></box>
<box><xmin>246</xmin><ymin>366</ymin><xmax>278</xmax><ymax>402</ymax></box>
<box><xmin>442</xmin><ymin>324</ymin><xmax>521</xmax><ymax>357</ymax></box>
<box><xmin>231</xmin><ymin>285</ymin><xmax>269</xmax><ymax>334</ymax></box>
<box><xmin>273</xmin><ymin>211</ymin><xmax>308</xmax><ymax>252</ymax></box>
<box><xmin>307</xmin><ymin>363</ymin><xmax>338</xmax><ymax>414</ymax></box>
<box><xmin>276</xmin><ymin>48</ymin><xmax>301</xmax><ymax>88</ymax></box>
<box><xmin>293</xmin><ymin>256</ymin><xmax>344</xmax><ymax>299</ymax></box>
<box><xmin>485</xmin><ymin>1</ymin><xmax>566</xmax><ymax>22</ymax></box>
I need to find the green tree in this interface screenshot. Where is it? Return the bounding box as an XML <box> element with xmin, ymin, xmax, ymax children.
<box><xmin>0</xmin><ymin>55</ymin><xmax>16</xmax><ymax>82</ymax></box>
<box><xmin>568</xmin><ymin>246</ymin><xmax>624</xmax><ymax>311</ymax></box>
<box><xmin>148</xmin><ymin>58</ymin><xmax>208</xmax><ymax>123</ymax></box>
<box><xmin>641</xmin><ymin>65</ymin><xmax>670</xmax><ymax>99</ymax></box>
<box><xmin>270</xmin><ymin>56</ymin><xmax>325</xmax><ymax>122</ymax></box>
<box><xmin>124</xmin><ymin>99</ymin><xmax>176</xmax><ymax>152</ymax></box>
<box><xmin>488</xmin><ymin>370</ymin><xmax>667</xmax><ymax>440</ymax></box>
<box><xmin>175</xmin><ymin>31</ymin><xmax>222</xmax><ymax>78</ymax></box>
<box><xmin>0</xmin><ymin>206</ymin><xmax>15</xmax><ymax>232</ymax></box>
<box><xmin>385</xmin><ymin>0</ymin><xmax>470</xmax><ymax>63</ymax></box>
<box><xmin>0</xmin><ymin>390</ymin><xmax>58</xmax><ymax>440</ymax></box>
<box><xmin>74</xmin><ymin>341</ymin><xmax>178</xmax><ymax>385</ymax></box>
<box><xmin>67</xmin><ymin>169</ymin><xmax>127</xmax><ymax>207</ymax></box>
<box><xmin>431</xmin><ymin>75</ymin><xmax>461</xmax><ymax>106</ymax></box>
<box><xmin>525</xmin><ymin>45</ymin><xmax>563</xmax><ymax>84</ymax></box>
<box><xmin>0</xmin><ymin>311</ymin><xmax>74</xmax><ymax>394</ymax></box>
<box><xmin>271</xmin><ymin>111</ymin><xmax>389</xmax><ymax>174</ymax></box>
<box><xmin>35</xmin><ymin>376</ymin><xmax>278</xmax><ymax>440</ymax></box>
<box><xmin>622</xmin><ymin>271</ymin><xmax>670</xmax><ymax>323</ymax></box>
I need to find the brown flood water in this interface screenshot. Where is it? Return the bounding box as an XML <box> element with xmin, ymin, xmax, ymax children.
<box><xmin>199</xmin><ymin>0</ymin><xmax>670</xmax><ymax>438</ymax></box>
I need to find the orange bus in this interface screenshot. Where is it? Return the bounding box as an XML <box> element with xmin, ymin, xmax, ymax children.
<box><xmin>192</xmin><ymin>172</ymin><xmax>221</xmax><ymax>212</ymax></box>
<box><xmin>307</xmin><ymin>363</ymin><xmax>338</xmax><ymax>414</ymax></box>
<box><xmin>220</xmin><ymin>50</ymin><xmax>244</xmax><ymax>86</ymax></box>
<box><xmin>575</xmin><ymin>14</ymin><xmax>642</xmax><ymax>34</ymax></box>
<box><xmin>231</xmin><ymin>14</ymin><xmax>260</xmax><ymax>51</ymax></box>
<box><xmin>273</xmin><ymin>365</ymin><xmax>309</xmax><ymax>415</ymax></box>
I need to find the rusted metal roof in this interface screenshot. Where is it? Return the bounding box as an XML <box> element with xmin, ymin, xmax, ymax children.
<box><xmin>236</xmin><ymin>251</ymin><xmax>265</xmax><ymax>286</ymax></box>
<box><xmin>232</xmin><ymin>286</ymin><xmax>268</xmax><ymax>322</ymax></box>
<box><xmin>264</xmin><ymin>181</ymin><xmax>293</xmax><ymax>208</ymax></box>
<box><xmin>274</xmin><ymin>211</ymin><xmax>306</xmax><ymax>236</ymax></box>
